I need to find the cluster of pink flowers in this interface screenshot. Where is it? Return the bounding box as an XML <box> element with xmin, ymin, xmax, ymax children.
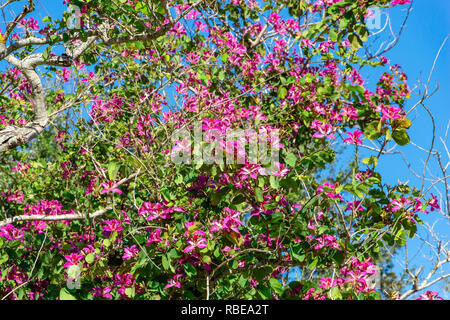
<box><xmin>23</xmin><ymin>200</ymin><xmax>75</xmax><ymax>233</ymax></box>
<box><xmin>0</xmin><ymin>224</ymin><xmax>25</xmax><ymax>242</ymax></box>
<box><xmin>311</xmin><ymin>120</ymin><xmax>336</xmax><ymax>140</ymax></box>
<box><xmin>2</xmin><ymin>189</ymin><xmax>24</xmax><ymax>203</ymax></box>
<box><xmin>184</xmin><ymin>222</ymin><xmax>208</xmax><ymax>253</ymax></box>
<box><xmin>415</xmin><ymin>291</ymin><xmax>443</xmax><ymax>300</ymax></box>
<box><xmin>316</xmin><ymin>182</ymin><xmax>343</xmax><ymax>200</ymax></box>
<box><xmin>307</xmin><ymin>234</ymin><xmax>341</xmax><ymax>251</ymax></box>
<box><xmin>89</xmin><ymin>95</ymin><xmax>124</xmax><ymax>123</ymax></box>
<box><xmin>210</xmin><ymin>208</ymin><xmax>244</xmax><ymax>236</ymax></box>
<box><xmin>320</xmin><ymin>257</ymin><xmax>377</xmax><ymax>294</ymax></box>
<box><xmin>138</xmin><ymin>201</ymin><xmax>184</xmax><ymax>221</ymax></box>
<box><xmin>20</xmin><ymin>17</ymin><xmax>39</xmax><ymax>30</ymax></box>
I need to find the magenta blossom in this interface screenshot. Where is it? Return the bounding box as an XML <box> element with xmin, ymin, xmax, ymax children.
<box><xmin>311</xmin><ymin>121</ymin><xmax>336</xmax><ymax>140</ymax></box>
<box><xmin>164</xmin><ymin>274</ymin><xmax>184</xmax><ymax>289</ymax></box>
<box><xmin>184</xmin><ymin>230</ymin><xmax>208</xmax><ymax>253</ymax></box>
<box><xmin>271</xmin><ymin>161</ymin><xmax>289</xmax><ymax>177</ymax></box>
<box><xmin>100</xmin><ymin>181</ymin><xmax>123</xmax><ymax>194</ymax></box>
<box><xmin>122</xmin><ymin>245</ymin><xmax>139</xmax><ymax>261</ymax></box>
<box><xmin>63</xmin><ymin>253</ymin><xmax>83</xmax><ymax>268</ymax></box>
<box><xmin>344</xmin><ymin>130</ymin><xmax>363</xmax><ymax>145</ymax></box>
<box><xmin>92</xmin><ymin>286</ymin><xmax>113</xmax><ymax>299</ymax></box>
<box><xmin>415</xmin><ymin>291</ymin><xmax>443</xmax><ymax>300</ymax></box>
<box><xmin>391</xmin><ymin>0</ymin><xmax>411</xmax><ymax>6</ymax></box>
<box><xmin>390</xmin><ymin>198</ymin><xmax>413</xmax><ymax>212</ymax></box>
<box><xmin>103</xmin><ymin>219</ymin><xmax>124</xmax><ymax>232</ymax></box>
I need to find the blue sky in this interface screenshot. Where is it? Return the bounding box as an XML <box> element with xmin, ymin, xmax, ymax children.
<box><xmin>365</xmin><ymin>0</ymin><xmax>450</xmax><ymax>298</ymax></box>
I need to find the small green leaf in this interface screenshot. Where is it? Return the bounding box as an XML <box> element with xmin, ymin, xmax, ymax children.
<box><xmin>286</xmin><ymin>153</ymin><xmax>297</xmax><ymax>168</ymax></box>
<box><xmin>108</xmin><ymin>161</ymin><xmax>120</xmax><ymax>181</ymax></box>
<box><xmin>85</xmin><ymin>253</ymin><xmax>95</xmax><ymax>264</ymax></box>
<box><xmin>277</xmin><ymin>86</ymin><xmax>287</xmax><ymax>99</ymax></box>
<box><xmin>269</xmin><ymin>278</ymin><xmax>283</xmax><ymax>294</ymax></box>
<box><xmin>392</xmin><ymin>128</ymin><xmax>410</xmax><ymax>146</ymax></box>
<box><xmin>255</xmin><ymin>188</ymin><xmax>264</xmax><ymax>202</ymax></box>
<box><xmin>125</xmin><ymin>287</ymin><xmax>135</xmax><ymax>298</ymax></box>
<box><xmin>103</xmin><ymin>239</ymin><xmax>111</xmax><ymax>247</ymax></box>
<box><xmin>364</xmin><ymin>121</ymin><xmax>382</xmax><ymax>140</ymax></box>
<box><xmin>348</xmin><ymin>33</ymin><xmax>363</xmax><ymax>51</ymax></box>
<box><xmin>59</xmin><ymin>288</ymin><xmax>77</xmax><ymax>300</ymax></box>
<box><xmin>0</xmin><ymin>253</ymin><xmax>8</xmax><ymax>265</ymax></box>
<box><xmin>42</xmin><ymin>47</ymin><xmax>52</xmax><ymax>61</ymax></box>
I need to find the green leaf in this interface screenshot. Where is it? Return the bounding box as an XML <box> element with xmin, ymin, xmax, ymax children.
<box><xmin>0</xmin><ymin>253</ymin><xmax>8</xmax><ymax>265</ymax></box>
<box><xmin>330</xmin><ymin>286</ymin><xmax>342</xmax><ymax>299</ymax></box>
<box><xmin>355</xmin><ymin>25</ymin><xmax>369</xmax><ymax>42</ymax></box>
<box><xmin>362</xmin><ymin>156</ymin><xmax>378</xmax><ymax>167</ymax></box>
<box><xmin>125</xmin><ymin>287</ymin><xmax>135</xmax><ymax>298</ymax></box>
<box><xmin>269</xmin><ymin>176</ymin><xmax>279</xmax><ymax>189</ymax></box>
<box><xmin>103</xmin><ymin>239</ymin><xmax>111</xmax><ymax>247</ymax></box>
<box><xmin>329</xmin><ymin>29</ymin><xmax>338</xmax><ymax>42</ymax></box>
<box><xmin>285</xmin><ymin>153</ymin><xmax>297</xmax><ymax>168</ymax></box>
<box><xmin>277</xmin><ymin>86</ymin><xmax>287</xmax><ymax>99</ymax></box>
<box><xmin>231</xmin><ymin>193</ymin><xmax>246</xmax><ymax>205</ymax></box>
<box><xmin>162</xmin><ymin>256</ymin><xmax>170</xmax><ymax>270</ymax></box>
<box><xmin>364</xmin><ymin>121</ymin><xmax>382</xmax><ymax>140</ymax></box>
<box><xmin>348</xmin><ymin>33</ymin><xmax>363</xmax><ymax>51</ymax></box>
<box><xmin>218</xmin><ymin>70</ymin><xmax>225</xmax><ymax>81</ymax></box>
<box><xmin>255</xmin><ymin>188</ymin><xmax>264</xmax><ymax>202</ymax></box>
<box><xmin>211</xmin><ymin>192</ymin><xmax>222</xmax><ymax>206</ymax></box>
<box><xmin>85</xmin><ymin>253</ymin><xmax>95</xmax><ymax>264</ymax></box>
<box><xmin>269</xmin><ymin>278</ymin><xmax>283</xmax><ymax>294</ymax></box>
<box><xmin>42</xmin><ymin>47</ymin><xmax>52</xmax><ymax>61</ymax></box>
<box><xmin>392</xmin><ymin>128</ymin><xmax>410</xmax><ymax>146</ymax></box>
<box><xmin>385</xmin><ymin>128</ymin><xmax>392</xmax><ymax>141</ymax></box>
<box><xmin>108</xmin><ymin>161</ymin><xmax>120</xmax><ymax>181</ymax></box>
<box><xmin>59</xmin><ymin>288</ymin><xmax>77</xmax><ymax>300</ymax></box>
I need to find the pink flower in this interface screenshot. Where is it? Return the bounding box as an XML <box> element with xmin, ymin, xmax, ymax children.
<box><xmin>194</xmin><ymin>21</ymin><xmax>207</xmax><ymax>32</ymax></box>
<box><xmin>345</xmin><ymin>200</ymin><xmax>365</xmax><ymax>212</ymax></box>
<box><xmin>416</xmin><ymin>291</ymin><xmax>443</xmax><ymax>300</ymax></box>
<box><xmin>428</xmin><ymin>193</ymin><xmax>440</xmax><ymax>212</ymax></box>
<box><xmin>92</xmin><ymin>286</ymin><xmax>113</xmax><ymax>299</ymax></box>
<box><xmin>390</xmin><ymin>198</ymin><xmax>413</xmax><ymax>212</ymax></box>
<box><xmin>381</xmin><ymin>106</ymin><xmax>403</xmax><ymax>121</ymax></box>
<box><xmin>184</xmin><ymin>230</ymin><xmax>208</xmax><ymax>253</ymax></box>
<box><xmin>122</xmin><ymin>245</ymin><xmax>139</xmax><ymax>261</ymax></box>
<box><xmin>391</xmin><ymin>0</ymin><xmax>411</xmax><ymax>6</ymax></box>
<box><xmin>238</xmin><ymin>164</ymin><xmax>267</xmax><ymax>180</ymax></box>
<box><xmin>59</xmin><ymin>67</ymin><xmax>71</xmax><ymax>82</ymax></box>
<box><xmin>271</xmin><ymin>161</ymin><xmax>289</xmax><ymax>177</ymax></box>
<box><xmin>103</xmin><ymin>219</ymin><xmax>124</xmax><ymax>232</ymax></box>
<box><xmin>171</xmin><ymin>139</ymin><xmax>191</xmax><ymax>154</ymax></box>
<box><xmin>147</xmin><ymin>228</ymin><xmax>162</xmax><ymax>245</ymax></box>
<box><xmin>0</xmin><ymin>224</ymin><xmax>24</xmax><ymax>242</ymax></box>
<box><xmin>3</xmin><ymin>190</ymin><xmax>24</xmax><ymax>203</ymax></box>
<box><xmin>311</xmin><ymin>121</ymin><xmax>336</xmax><ymax>140</ymax></box>
<box><xmin>344</xmin><ymin>130</ymin><xmax>363</xmax><ymax>145</ymax></box>
<box><xmin>165</xmin><ymin>274</ymin><xmax>183</xmax><ymax>289</ymax></box>
<box><xmin>63</xmin><ymin>253</ymin><xmax>83</xmax><ymax>268</ymax></box>
<box><xmin>100</xmin><ymin>181</ymin><xmax>122</xmax><ymax>194</ymax></box>
<box><xmin>138</xmin><ymin>202</ymin><xmax>176</xmax><ymax>221</ymax></box>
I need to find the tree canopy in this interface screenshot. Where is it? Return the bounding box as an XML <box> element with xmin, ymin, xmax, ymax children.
<box><xmin>0</xmin><ymin>0</ymin><xmax>447</xmax><ymax>300</ymax></box>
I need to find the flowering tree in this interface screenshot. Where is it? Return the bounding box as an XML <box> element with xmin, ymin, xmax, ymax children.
<box><xmin>0</xmin><ymin>0</ymin><xmax>447</xmax><ymax>300</ymax></box>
